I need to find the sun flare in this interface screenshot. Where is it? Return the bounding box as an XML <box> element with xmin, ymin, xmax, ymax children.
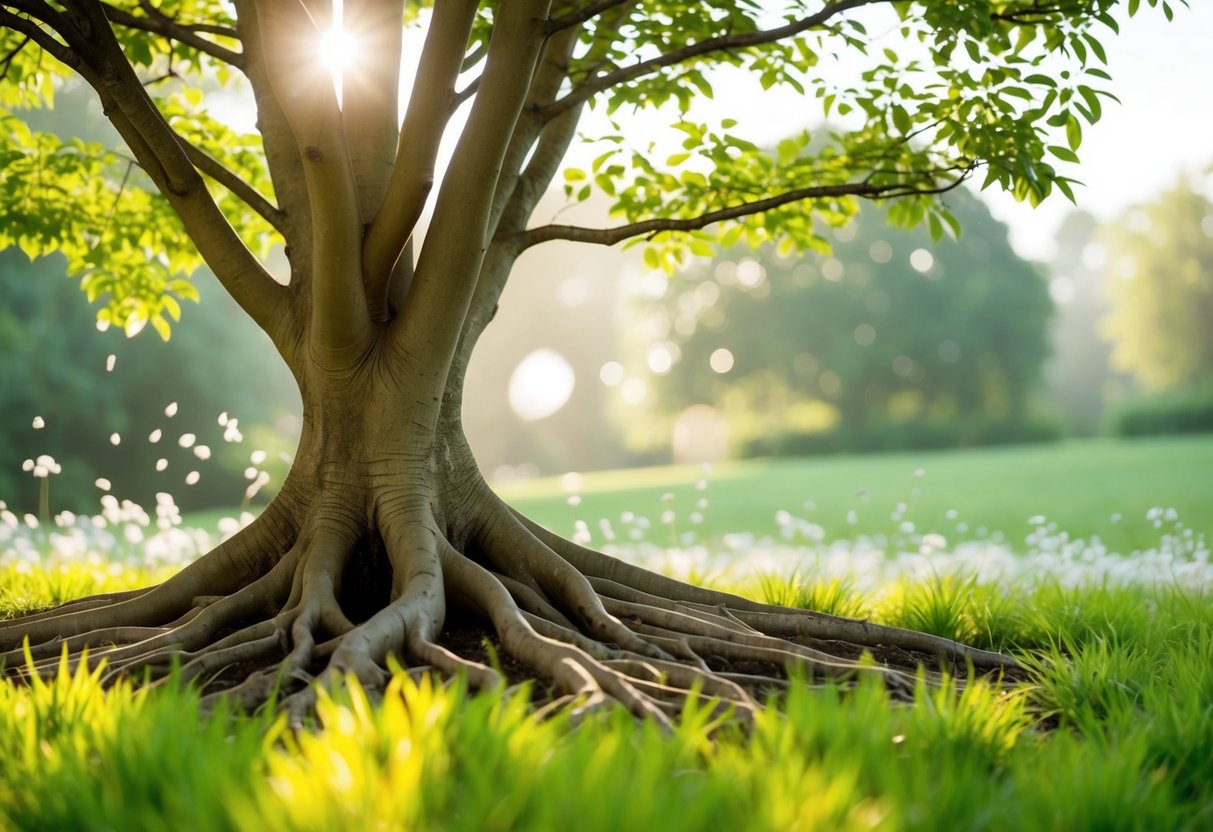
<box><xmin>319</xmin><ymin>27</ymin><xmax>357</xmax><ymax>75</ymax></box>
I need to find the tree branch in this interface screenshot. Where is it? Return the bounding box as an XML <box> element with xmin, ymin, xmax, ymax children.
<box><xmin>341</xmin><ymin>0</ymin><xmax>404</xmax><ymax>225</ymax></box>
<box><xmin>9</xmin><ymin>0</ymin><xmax>291</xmax><ymax>345</ymax></box>
<box><xmin>545</xmin><ymin>0</ymin><xmax>628</xmax><ymax>34</ymax></box>
<box><xmin>514</xmin><ymin>167</ymin><xmax>976</xmax><ymax>249</ymax></box>
<box><xmin>254</xmin><ymin>0</ymin><xmax>368</xmax><ymax>359</ymax></box>
<box><xmin>231</xmin><ymin>0</ymin><xmax>311</xmax><ymax>257</ymax></box>
<box><xmin>0</xmin><ymin>4</ymin><xmax>79</xmax><ymax>68</ymax></box>
<box><xmin>176</xmin><ymin>134</ymin><xmax>286</xmax><ymax>232</ymax></box>
<box><xmin>361</xmin><ymin>0</ymin><xmax>478</xmax><ymax>320</ymax></box>
<box><xmin>395</xmin><ymin>0</ymin><xmax>553</xmax><ymax>403</ymax></box>
<box><xmin>100</xmin><ymin>1</ymin><xmax>243</xmax><ymax>66</ymax></box>
<box><xmin>540</xmin><ymin>0</ymin><xmax>887</xmax><ymax>120</ymax></box>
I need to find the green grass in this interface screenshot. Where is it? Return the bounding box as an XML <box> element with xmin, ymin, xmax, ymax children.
<box><xmin>2</xmin><ymin>564</ymin><xmax>1211</xmax><ymax>830</ymax></box>
<box><xmin>496</xmin><ymin>435</ymin><xmax>1213</xmax><ymax>546</ymax></box>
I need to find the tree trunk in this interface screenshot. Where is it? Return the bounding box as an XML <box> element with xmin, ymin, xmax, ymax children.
<box><xmin>0</xmin><ymin>310</ymin><xmax>1019</xmax><ymax>724</ymax></box>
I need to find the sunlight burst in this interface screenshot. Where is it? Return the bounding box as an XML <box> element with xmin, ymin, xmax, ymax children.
<box><xmin>319</xmin><ymin>27</ymin><xmax>357</xmax><ymax>76</ymax></box>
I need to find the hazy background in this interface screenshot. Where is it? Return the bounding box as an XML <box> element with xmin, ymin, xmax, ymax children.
<box><xmin>1</xmin><ymin>2</ymin><xmax>1210</xmax><ymax>514</ymax></box>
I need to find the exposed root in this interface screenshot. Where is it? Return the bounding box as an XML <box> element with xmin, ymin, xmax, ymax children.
<box><xmin>0</xmin><ymin>482</ymin><xmax>1025</xmax><ymax>725</ymax></box>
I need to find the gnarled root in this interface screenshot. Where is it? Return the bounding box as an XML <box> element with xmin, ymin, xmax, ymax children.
<box><xmin>0</xmin><ymin>480</ymin><xmax>1023</xmax><ymax>723</ymax></box>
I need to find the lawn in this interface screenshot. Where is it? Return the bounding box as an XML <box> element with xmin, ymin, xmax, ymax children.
<box><xmin>3</xmin><ymin>435</ymin><xmax>1211</xmax><ymax>829</ymax></box>
<box><xmin>1</xmin><ymin>563</ymin><xmax>1211</xmax><ymax>830</ymax></box>
<box><xmin>497</xmin><ymin>435</ymin><xmax>1213</xmax><ymax>547</ymax></box>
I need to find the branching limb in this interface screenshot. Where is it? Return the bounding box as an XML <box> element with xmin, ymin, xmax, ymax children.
<box><xmin>231</xmin><ymin>0</ymin><xmax>312</xmax><ymax>249</ymax></box>
<box><xmin>514</xmin><ymin>171</ymin><xmax>975</xmax><ymax>250</ymax></box>
<box><xmin>540</xmin><ymin>0</ymin><xmax>888</xmax><ymax>120</ymax></box>
<box><xmin>178</xmin><ymin>136</ymin><xmax>286</xmax><ymax>232</ymax></box>
<box><xmin>253</xmin><ymin>0</ymin><xmax>369</xmax><ymax>359</ymax></box>
<box><xmin>361</xmin><ymin>0</ymin><xmax>477</xmax><ymax>321</ymax></box>
<box><xmin>100</xmin><ymin>1</ymin><xmax>243</xmax><ymax>66</ymax></box>
<box><xmin>545</xmin><ymin>0</ymin><xmax>630</xmax><ymax>33</ymax></box>
<box><xmin>9</xmin><ymin>0</ymin><xmax>294</xmax><ymax>345</ymax></box>
<box><xmin>395</xmin><ymin>0</ymin><xmax>553</xmax><ymax>399</ymax></box>
<box><xmin>341</xmin><ymin>0</ymin><xmax>404</xmax><ymax>224</ymax></box>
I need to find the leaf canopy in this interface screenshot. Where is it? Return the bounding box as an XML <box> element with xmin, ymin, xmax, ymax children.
<box><xmin>0</xmin><ymin>0</ymin><xmax>1182</xmax><ymax>334</ymax></box>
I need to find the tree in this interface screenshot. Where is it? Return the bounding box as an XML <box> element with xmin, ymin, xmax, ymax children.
<box><xmin>624</xmin><ymin>189</ymin><xmax>1051</xmax><ymax>454</ymax></box>
<box><xmin>0</xmin><ymin>250</ymin><xmax>298</xmax><ymax>513</ymax></box>
<box><xmin>1100</xmin><ymin>177</ymin><xmax>1213</xmax><ymax>392</ymax></box>
<box><xmin>0</xmin><ymin>0</ymin><xmax>1169</xmax><ymax>718</ymax></box>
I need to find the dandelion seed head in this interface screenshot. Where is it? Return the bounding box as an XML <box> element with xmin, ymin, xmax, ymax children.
<box><xmin>31</xmin><ymin>416</ymin><xmax>45</xmax><ymax>429</ymax></box>
<box><xmin>155</xmin><ymin>458</ymin><xmax>168</xmax><ymax>472</ymax></box>
<box><xmin>185</xmin><ymin>471</ymin><xmax>200</xmax><ymax>485</ymax></box>
<box><xmin>110</xmin><ymin>433</ymin><xmax>121</xmax><ymax>446</ymax></box>
<box><xmin>165</xmin><ymin>402</ymin><xmax>178</xmax><ymax>418</ymax></box>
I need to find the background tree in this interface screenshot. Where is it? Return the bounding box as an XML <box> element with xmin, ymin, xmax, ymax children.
<box><xmin>1043</xmin><ymin>209</ymin><xmax>1135</xmax><ymax>434</ymax></box>
<box><xmin>623</xmin><ymin>190</ymin><xmax>1052</xmax><ymax>456</ymax></box>
<box><xmin>1100</xmin><ymin>177</ymin><xmax>1213</xmax><ymax>392</ymax></box>
<box><xmin>0</xmin><ymin>0</ymin><xmax>1168</xmax><ymax>717</ymax></box>
<box><xmin>0</xmin><ymin>250</ymin><xmax>299</xmax><ymax>513</ymax></box>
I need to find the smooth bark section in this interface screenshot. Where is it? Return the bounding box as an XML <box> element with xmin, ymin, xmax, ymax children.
<box><xmin>396</xmin><ymin>0</ymin><xmax>552</xmax><ymax>406</ymax></box>
<box><xmin>255</xmin><ymin>0</ymin><xmax>370</xmax><ymax>357</ymax></box>
<box><xmin>233</xmin><ymin>0</ymin><xmax>313</xmax><ymax>248</ymax></box>
<box><xmin>362</xmin><ymin>0</ymin><xmax>477</xmax><ymax>320</ymax></box>
<box><xmin>341</xmin><ymin>0</ymin><xmax>404</xmax><ymax>224</ymax></box>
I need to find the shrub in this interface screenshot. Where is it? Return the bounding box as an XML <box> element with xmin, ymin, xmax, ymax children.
<box><xmin>1111</xmin><ymin>387</ymin><xmax>1213</xmax><ymax>437</ymax></box>
<box><xmin>739</xmin><ymin>415</ymin><xmax>1063</xmax><ymax>458</ymax></box>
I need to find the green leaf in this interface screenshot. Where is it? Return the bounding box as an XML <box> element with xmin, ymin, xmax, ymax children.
<box><xmin>151</xmin><ymin>313</ymin><xmax>171</xmax><ymax>341</ymax></box>
<box><xmin>891</xmin><ymin>104</ymin><xmax>911</xmax><ymax>134</ymax></box>
<box><xmin>927</xmin><ymin>211</ymin><xmax>944</xmax><ymax>241</ymax></box>
<box><xmin>1048</xmin><ymin>145</ymin><xmax>1080</xmax><ymax>163</ymax></box>
<box><xmin>1065</xmin><ymin>113</ymin><xmax>1083</xmax><ymax>150</ymax></box>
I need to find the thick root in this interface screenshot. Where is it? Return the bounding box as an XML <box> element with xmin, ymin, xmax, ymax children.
<box><xmin>0</xmin><ymin>486</ymin><xmax>1024</xmax><ymax>722</ymax></box>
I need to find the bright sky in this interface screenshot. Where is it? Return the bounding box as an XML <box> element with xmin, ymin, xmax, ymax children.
<box><xmin>980</xmin><ymin>2</ymin><xmax>1213</xmax><ymax>261</ymax></box>
<box><xmin>239</xmin><ymin>1</ymin><xmax>1213</xmax><ymax>265</ymax></box>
